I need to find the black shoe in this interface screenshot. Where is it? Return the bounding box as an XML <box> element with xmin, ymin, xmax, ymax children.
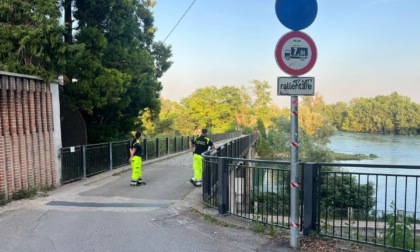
<box><xmin>190</xmin><ymin>178</ymin><xmax>202</xmax><ymax>187</ymax></box>
<box><xmin>190</xmin><ymin>178</ymin><xmax>196</xmax><ymax>186</ymax></box>
<box><xmin>136</xmin><ymin>179</ymin><xmax>146</xmax><ymax>186</ymax></box>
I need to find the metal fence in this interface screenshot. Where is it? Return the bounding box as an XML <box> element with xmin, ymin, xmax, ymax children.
<box><xmin>202</xmin><ymin>140</ymin><xmax>420</xmax><ymax>252</ymax></box>
<box><xmin>60</xmin><ymin>132</ymin><xmax>241</xmax><ymax>184</ymax></box>
<box><xmin>201</xmin><ymin>133</ymin><xmax>260</xmax><ymax>213</ymax></box>
<box><xmin>312</xmin><ymin>163</ymin><xmax>420</xmax><ymax>251</ymax></box>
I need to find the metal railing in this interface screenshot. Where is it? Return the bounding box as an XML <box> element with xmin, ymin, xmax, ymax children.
<box><xmin>60</xmin><ymin>132</ymin><xmax>241</xmax><ymax>184</ymax></box>
<box><xmin>312</xmin><ymin>163</ymin><xmax>420</xmax><ymax>251</ymax></box>
<box><xmin>201</xmin><ymin>133</ymin><xmax>259</xmax><ymax>213</ymax></box>
<box><xmin>202</xmin><ymin>141</ymin><xmax>420</xmax><ymax>251</ymax></box>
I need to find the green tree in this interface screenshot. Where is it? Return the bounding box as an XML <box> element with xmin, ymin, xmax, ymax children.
<box><xmin>173</xmin><ymin>106</ymin><xmax>196</xmax><ymax>136</ymax></box>
<box><xmin>235</xmin><ymin>86</ymin><xmax>253</xmax><ymax>131</ymax></box>
<box><xmin>0</xmin><ymin>0</ymin><xmax>68</xmax><ymax>82</ymax></box>
<box><xmin>62</xmin><ymin>0</ymin><xmax>172</xmax><ymax>142</ymax></box>
<box><xmin>140</xmin><ymin>108</ymin><xmax>155</xmax><ymax>137</ymax></box>
<box><xmin>267</xmin><ymin>116</ymin><xmax>290</xmax><ymax>158</ymax></box>
<box><xmin>180</xmin><ymin>86</ymin><xmax>242</xmax><ymax>133</ymax></box>
<box><xmin>331</xmin><ymin>92</ymin><xmax>420</xmax><ymax>135</ymax></box>
<box><xmin>324</xmin><ymin>102</ymin><xmax>348</xmax><ymax>131</ymax></box>
<box><xmin>320</xmin><ymin>173</ymin><xmax>375</xmax><ymax>212</ymax></box>
<box><xmin>154</xmin><ymin>98</ymin><xmax>177</xmax><ymax>135</ymax></box>
<box><xmin>250</xmin><ymin>80</ymin><xmax>272</xmax><ymax>128</ymax></box>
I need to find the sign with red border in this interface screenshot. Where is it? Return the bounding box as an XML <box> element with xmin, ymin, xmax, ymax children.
<box><xmin>275</xmin><ymin>31</ymin><xmax>317</xmax><ymax>76</ymax></box>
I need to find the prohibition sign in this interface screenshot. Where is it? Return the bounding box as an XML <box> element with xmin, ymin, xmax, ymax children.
<box><xmin>275</xmin><ymin>31</ymin><xmax>317</xmax><ymax>76</ymax></box>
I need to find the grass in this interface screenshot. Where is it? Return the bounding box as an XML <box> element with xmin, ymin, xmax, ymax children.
<box><xmin>330</xmin><ymin>151</ymin><xmax>378</xmax><ymax>161</ymax></box>
<box><xmin>0</xmin><ymin>184</ymin><xmax>55</xmax><ymax>205</ymax></box>
<box><xmin>0</xmin><ymin>193</ymin><xmax>7</xmax><ymax>206</ymax></box>
<box><xmin>12</xmin><ymin>185</ymin><xmax>39</xmax><ymax>200</ymax></box>
<box><xmin>251</xmin><ymin>221</ymin><xmax>265</xmax><ymax>233</ymax></box>
<box><xmin>195</xmin><ymin>208</ymin><xmax>280</xmax><ymax>236</ymax></box>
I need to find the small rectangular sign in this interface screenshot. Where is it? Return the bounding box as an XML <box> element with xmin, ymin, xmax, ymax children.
<box><xmin>277</xmin><ymin>77</ymin><xmax>315</xmax><ymax>96</ymax></box>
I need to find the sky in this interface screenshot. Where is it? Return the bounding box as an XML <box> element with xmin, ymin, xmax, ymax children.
<box><xmin>152</xmin><ymin>0</ymin><xmax>420</xmax><ymax>108</ymax></box>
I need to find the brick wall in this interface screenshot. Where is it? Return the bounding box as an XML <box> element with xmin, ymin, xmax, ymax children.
<box><xmin>0</xmin><ymin>73</ymin><xmax>56</xmax><ymax>200</ymax></box>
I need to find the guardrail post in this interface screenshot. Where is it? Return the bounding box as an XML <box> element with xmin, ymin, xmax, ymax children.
<box><xmin>181</xmin><ymin>136</ymin><xmax>184</xmax><ymax>151</ymax></box>
<box><xmin>166</xmin><ymin>138</ymin><xmax>169</xmax><ymax>155</ymax></box>
<box><xmin>156</xmin><ymin>138</ymin><xmax>159</xmax><ymax>158</ymax></box>
<box><xmin>218</xmin><ymin>157</ymin><xmax>229</xmax><ymax>214</ymax></box>
<box><xmin>303</xmin><ymin>162</ymin><xmax>319</xmax><ymax>236</ymax></box>
<box><xmin>109</xmin><ymin>142</ymin><xmax>113</xmax><ymax>170</ymax></box>
<box><xmin>143</xmin><ymin>139</ymin><xmax>148</xmax><ymax>160</ymax></box>
<box><xmin>82</xmin><ymin>145</ymin><xmax>87</xmax><ymax>179</ymax></box>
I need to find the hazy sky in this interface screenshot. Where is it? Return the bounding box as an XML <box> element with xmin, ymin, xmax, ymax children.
<box><xmin>153</xmin><ymin>0</ymin><xmax>420</xmax><ymax>108</ymax></box>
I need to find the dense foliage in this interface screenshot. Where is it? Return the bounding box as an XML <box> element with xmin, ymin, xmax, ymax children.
<box><xmin>0</xmin><ymin>0</ymin><xmax>69</xmax><ymax>82</ymax></box>
<box><xmin>145</xmin><ymin>80</ymin><xmax>284</xmax><ymax>137</ymax></box>
<box><xmin>324</xmin><ymin>92</ymin><xmax>420</xmax><ymax>135</ymax></box>
<box><xmin>62</xmin><ymin>0</ymin><xmax>172</xmax><ymax>142</ymax></box>
<box><xmin>0</xmin><ymin>0</ymin><xmax>172</xmax><ymax>143</ymax></box>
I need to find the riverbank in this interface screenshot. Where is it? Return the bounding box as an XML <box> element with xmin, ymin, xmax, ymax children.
<box><xmin>330</xmin><ymin>151</ymin><xmax>378</xmax><ymax>161</ymax></box>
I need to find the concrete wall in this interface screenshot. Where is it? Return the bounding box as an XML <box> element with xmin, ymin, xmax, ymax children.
<box><xmin>0</xmin><ymin>71</ymin><xmax>62</xmax><ymax>200</ymax></box>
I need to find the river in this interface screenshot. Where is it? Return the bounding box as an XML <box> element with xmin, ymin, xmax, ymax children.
<box><xmin>327</xmin><ymin>131</ymin><xmax>420</xmax><ymax>214</ymax></box>
<box><xmin>328</xmin><ymin>131</ymin><xmax>420</xmax><ymax>167</ymax></box>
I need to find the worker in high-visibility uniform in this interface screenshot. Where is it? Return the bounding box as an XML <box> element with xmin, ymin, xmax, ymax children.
<box><xmin>191</xmin><ymin>128</ymin><xmax>200</xmax><ymax>155</ymax></box>
<box><xmin>129</xmin><ymin>132</ymin><xmax>143</xmax><ymax>186</ymax></box>
<box><xmin>189</xmin><ymin>128</ymin><xmax>215</xmax><ymax>186</ymax></box>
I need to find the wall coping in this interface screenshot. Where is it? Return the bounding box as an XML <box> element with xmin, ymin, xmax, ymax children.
<box><xmin>0</xmin><ymin>71</ymin><xmax>60</xmax><ymax>84</ymax></box>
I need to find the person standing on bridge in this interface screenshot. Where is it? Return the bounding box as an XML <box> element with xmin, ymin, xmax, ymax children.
<box><xmin>129</xmin><ymin>132</ymin><xmax>144</xmax><ymax>186</ymax></box>
<box><xmin>189</xmin><ymin>128</ymin><xmax>215</xmax><ymax>186</ymax></box>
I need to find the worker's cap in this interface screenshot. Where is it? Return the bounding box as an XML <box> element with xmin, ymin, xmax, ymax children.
<box><xmin>202</xmin><ymin>128</ymin><xmax>208</xmax><ymax>134</ymax></box>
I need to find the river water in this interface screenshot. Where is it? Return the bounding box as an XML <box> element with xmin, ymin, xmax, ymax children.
<box><xmin>328</xmin><ymin>131</ymin><xmax>420</xmax><ymax>167</ymax></box>
<box><xmin>327</xmin><ymin>131</ymin><xmax>420</xmax><ymax>214</ymax></box>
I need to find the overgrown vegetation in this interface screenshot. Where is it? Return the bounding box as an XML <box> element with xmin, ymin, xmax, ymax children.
<box><xmin>3</xmin><ymin>185</ymin><xmax>54</xmax><ymax>204</ymax></box>
<box><xmin>251</xmin><ymin>219</ymin><xmax>266</xmax><ymax>233</ymax></box>
<box><xmin>384</xmin><ymin>201</ymin><xmax>418</xmax><ymax>250</ymax></box>
<box><xmin>330</xmin><ymin>152</ymin><xmax>377</xmax><ymax>161</ymax></box>
<box><xmin>0</xmin><ymin>193</ymin><xmax>6</xmax><ymax>206</ymax></box>
<box><xmin>12</xmin><ymin>186</ymin><xmax>39</xmax><ymax>200</ymax></box>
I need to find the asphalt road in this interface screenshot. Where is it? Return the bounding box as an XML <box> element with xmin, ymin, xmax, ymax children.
<box><xmin>0</xmin><ymin>152</ymin><xmax>289</xmax><ymax>252</ymax></box>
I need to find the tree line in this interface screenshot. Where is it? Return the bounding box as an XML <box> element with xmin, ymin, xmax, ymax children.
<box><xmin>2</xmin><ymin>1</ymin><xmax>419</xmax><ymax>145</ymax></box>
<box><xmin>324</xmin><ymin>92</ymin><xmax>420</xmax><ymax>135</ymax></box>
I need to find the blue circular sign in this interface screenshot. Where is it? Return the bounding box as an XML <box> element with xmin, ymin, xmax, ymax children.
<box><xmin>275</xmin><ymin>0</ymin><xmax>318</xmax><ymax>31</ymax></box>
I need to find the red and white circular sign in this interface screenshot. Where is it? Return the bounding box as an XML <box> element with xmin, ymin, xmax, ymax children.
<box><xmin>275</xmin><ymin>31</ymin><xmax>317</xmax><ymax>76</ymax></box>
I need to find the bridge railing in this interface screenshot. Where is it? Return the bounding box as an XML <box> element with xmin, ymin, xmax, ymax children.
<box><xmin>60</xmin><ymin>132</ymin><xmax>241</xmax><ymax>184</ymax></box>
<box><xmin>203</xmin><ymin>147</ymin><xmax>420</xmax><ymax>251</ymax></box>
<box><xmin>309</xmin><ymin>163</ymin><xmax>420</xmax><ymax>251</ymax></box>
<box><xmin>201</xmin><ymin>133</ymin><xmax>259</xmax><ymax>213</ymax></box>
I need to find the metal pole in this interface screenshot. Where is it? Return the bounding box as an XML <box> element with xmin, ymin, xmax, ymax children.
<box><xmin>217</xmin><ymin>157</ymin><xmax>228</xmax><ymax>214</ymax></box>
<box><xmin>82</xmin><ymin>145</ymin><xmax>87</xmax><ymax>179</ymax></box>
<box><xmin>109</xmin><ymin>142</ymin><xmax>113</xmax><ymax>171</ymax></box>
<box><xmin>290</xmin><ymin>95</ymin><xmax>299</xmax><ymax>248</ymax></box>
<box><xmin>303</xmin><ymin>162</ymin><xmax>317</xmax><ymax>236</ymax></box>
